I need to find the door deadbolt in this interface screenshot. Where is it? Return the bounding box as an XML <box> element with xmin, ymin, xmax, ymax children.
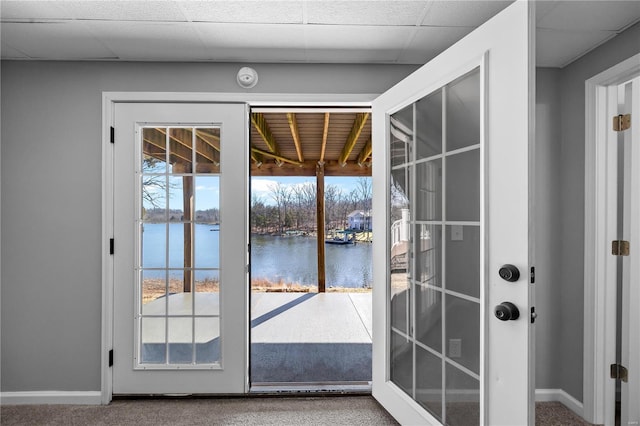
<box><xmin>499</xmin><ymin>264</ymin><xmax>520</xmax><ymax>282</ymax></box>
<box><xmin>495</xmin><ymin>302</ymin><xmax>520</xmax><ymax>321</ymax></box>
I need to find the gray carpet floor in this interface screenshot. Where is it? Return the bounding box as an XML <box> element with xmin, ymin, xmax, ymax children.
<box><xmin>0</xmin><ymin>397</ymin><xmax>595</xmax><ymax>426</ymax></box>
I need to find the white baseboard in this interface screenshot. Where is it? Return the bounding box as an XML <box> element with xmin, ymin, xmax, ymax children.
<box><xmin>536</xmin><ymin>388</ymin><xmax>584</xmax><ymax>418</ymax></box>
<box><xmin>0</xmin><ymin>391</ymin><xmax>102</xmax><ymax>405</ymax></box>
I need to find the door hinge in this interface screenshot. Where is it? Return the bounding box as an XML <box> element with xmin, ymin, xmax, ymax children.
<box><xmin>531</xmin><ymin>307</ymin><xmax>537</xmax><ymax>324</ymax></box>
<box><xmin>612</xmin><ymin>240</ymin><xmax>630</xmax><ymax>256</ymax></box>
<box><xmin>110</xmin><ymin>126</ymin><xmax>115</xmax><ymax>143</ymax></box>
<box><xmin>530</xmin><ymin>266</ymin><xmax>535</xmax><ymax>284</ymax></box>
<box><xmin>613</xmin><ymin>114</ymin><xmax>631</xmax><ymax>132</ymax></box>
<box><xmin>109</xmin><ymin>238</ymin><xmax>115</xmax><ymax>255</ymax></box>
<box><xmin>108</xmin><ymin>349</ymin><xmax>114</xmax><ymax>367</ymax></box>
<box><xmin>610</xmin><ymin>363</ymin><xmax>628</xmax><ymax>382</ymax></box>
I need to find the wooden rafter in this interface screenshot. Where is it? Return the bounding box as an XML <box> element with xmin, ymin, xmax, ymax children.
<box><xmin>320</xmin><ymin>112</ymin><xmax>330</xmax><ymax>164</ymax></box>
<box><xmin>286</xmin><ymin>113</ymin><xmax>305</xmax><ymax>163</ymax></box>
<box><xmin>357</xmin><ymin>137</ymin><xmax>372</xmax><ymax>166</ymax></box>
<box><xmin>338</xmin><ymin>113</ymin><xmax>369</xmax><ymax>166</ymax></box>
<box><xmin>195</xmin><ymin>129</ymin><xmax>220</xmax><ymax>151</ymax></box>
<box><xmin>251</xmin><ymin>146</ymin><xmax>303</xmax><ymax>166</ymax></box>
<box><xmin>251</xmin><ymin>159</ymin><xmax>371</xmax><ymax>177</ymax></box>
<box><xmin>251</xmin><ymin>151</ymin><xmax>264</xmax><ymax>167</ymax></box>
<box><xmin>251</xmin><ymin>113</ymin><xmax>283</xmax><ymax>166</ymax></box>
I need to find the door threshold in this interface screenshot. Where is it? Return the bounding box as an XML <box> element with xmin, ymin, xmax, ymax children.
<box><xmin>250</xmin><ymin>382</ymin><xmax>372</xmax><ymax>395</ymax></box>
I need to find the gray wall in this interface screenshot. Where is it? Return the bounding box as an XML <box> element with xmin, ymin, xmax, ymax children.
<box><xmin>0</xmin><ymin>61</ymin><xmax>417</xmax><ymax>392</ymax></box>
<box><xmin>555</xmin><ymin>22</ymin><xmax>640</xmax><ymax>401</ymax></box>
<box><xmin>534</xmin><ymin>67</ymin><xmax>563</xmax><ymax>392</ymax></box>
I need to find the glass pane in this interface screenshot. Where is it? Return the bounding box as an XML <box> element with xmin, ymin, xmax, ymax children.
<box><xmin>390</xmin><ymin>105</ymin><xmax>413</xmax><ymax>167</ymax></box>
<box><xmin>416</xmin><ymin>345</ymin><xmax>442</xmax><ymax>421</ymax></box>
<box><xmin>168</xmin><ymin>176</ymin><xmax>189</xmax><ymax>219</ymax></box>
<box><xmin>391</xmin><ymin>167</ymin><xmax>410</xmax><ymax>220</ymax></box>
<box><xmin>194</xmin><ymin>176</ymin><xmax>220</xmax><ymax>269</ymax></box>
<box><xmin>140</xmin><ymin>317</ymin><xmax>166</xmax><ymax>364</ymax></box>
<box><xmin>415</xmin><ymin>224</ymin><xmax>441</xmax><ymax>287</ymax></box>
<box><xmin>141</xmin><ymin>223</ymin><xmax>166</xmax><ymax>268</ymax></box>
<box><xmin>141</xmin><ymin>270</ymin><xmax>166</xmax><ymax>316</ymax></box>
<box><xmin>415</xmin><ymin>284</ymin><xmax>442</xmax><ymax>351</ymax></box>
<box><xmin>195</xmin><ymin>176</ymin><xmax>220</xmax><ymax>218</ymax></box>
<box><xmin>142</xmin><ymin>127</ymin><xmax>167</xmax><ymax>173</ymax></box>
<box><xmin>446</xmin><ymin>225</ymin><xmax>480</xmax><ymax>298</ymax></box>
<box><xmin>195</xmin><ymin>128</ymin><xmax>221</xmax><ymax>174</ymax></box>
<box><xmin>167</xmin><ymin>283</ymin><xmax>193</xmax><ymax>316</ymax></box>
<box><xmin>390</xmin><ymin>331</ymin><xmax>413</xmax><ymax>397</ymax></box>
<box><xmin>168</xmin><ymin>317</ymin><xmax>193</xmax><ymax>364</ymax></box>
<box><xmin>141</xmin><ymin>176</ymin><xmax>167</xmax><ymax>219</ymax></box>
<box><xmin>195</xmin><ymin>317</ymin><xmax>220</xmax><ymax>364</ymax></box>
<box><xmin>168</xmin><ymin>223</ymin><xmax>185</xmax><ymax>268</ymax></box>
<box><xmin>445</xmin><ymin>295</ymin><xmax>480</xmax><ymax>375</ymax></box>
<box><xmin>168</xmin><ymin>127</ymin><xmax>193</xmax><ymax>173</ymax></box>
<box><xmin>415</xmin><ymin>159</ymin><xmax>442</xmax><ymax>221</ymax></box>
<box><xmin>194</xmin><ymin>272</ymin><xmax>220</xmax><ymax>316</ymax></box>
<box><xmin>416</xmin><ymin>90</ymin><xmax>442</xmax><ymax>159</ymax></box>
<box><xmin>445</xmin><ymin>149</ymin><xmax>480</xmax><ymax>222</ymax></box>
<box><xmin>390</xmin><ymin>275</ymin><xmax>410</xmax><ymax>335</ymax></box>
<box><xmin>445</xmin><ymin>364</ymin><xmax>480</xmax><ymax>426</ymax></box>
<box><xmin>446</xmin><ymin>69</ymin><xmax>480</xmax><ymax>152</ymax></box>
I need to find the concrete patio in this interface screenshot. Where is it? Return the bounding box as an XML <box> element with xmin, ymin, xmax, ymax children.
<box><xmin>250</xmin><ymin>292</ymin><xmax>372</xmax><ymax>384</ymax></box>
<box><xmin>140</xmin><ymin>292</ymin><xmax>373</xmax><ymax>384</ymax></box>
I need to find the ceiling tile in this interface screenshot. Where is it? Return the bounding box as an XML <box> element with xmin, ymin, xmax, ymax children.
<box><xmin>0</xmin><ymin>22</ymin><xmax>117</xmax><ymax>59</ymax></box>
<box><xmin>421</xmin><ymin>0</ymin><xmax>513</xmax><ymax>27</ymax></box>
<box><xmin>306</xmin><ymin>1</ymin><xmax>427</xmax><ymax>26</ymax></box>
<box><xmin>303</xmin><ymin>25</ymin><xmax>413</xmax><ymax>50</ymax></box>
<box><xmin>88</xmin><ymin>21</ymin><xmax>207</xmax><ymax>60</ymax></box>
<box><xmin>537</xmin><ymin>0</ymin><xmax>640</xmax><ymax>31</ymax></box>
<box><xmin>56</xmin><ymin>1</ymin><xmax>188</xmax><ymax>22</ymax></box>
<box><xmin>302</xmin><ymin>49</ymin><xmax>401</xmax><ymax>63</ymax></box>
<box><xmin>202</xmin><ymin>47</ymin><xmax>308</xmax><ymax>63</ymax></box>
<box><xmin>397</xmin><ymin>26</ymin><xmax>473</xmax><ymax>64</ymax></box>
<box><xmin>535</xmin><ymin>0</ymin><xmax>561</xmax><ymax>23</ymax></box>
<box><xmin>536</xmin><ymin>28</ymin><xmax>617</xmax><ymax>67</ymax></box>
<box><xmin>0</xmin><ymin>42</ymin><xmax>30</xmax><ymax>59</ymax></box>
<box><xmin>179</xmin><ymin>1</ymin><xmax>303</xmax><ymax>24</ymax></box>
<box><xmin>194</xmin><ymin>23</ymin><xmax>305</xmax><ymax>49</ymax></box>
<box><xmin>0</xmin><ymin>1</ymin><xmax>69</xmax><ymax>20</ymax></box>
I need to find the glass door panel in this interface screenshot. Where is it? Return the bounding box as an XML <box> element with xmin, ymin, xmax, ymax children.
<box><xmin>388</xmin><ymin>67</ymin><xmax>481</xmax><ymax>425</ymax></box>
<box><xmin>139</xmin><ymin>126</ymin><xmax>221</xmax><ymax>367</ymax></box>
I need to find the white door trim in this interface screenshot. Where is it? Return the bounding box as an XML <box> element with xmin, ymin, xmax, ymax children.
<box><xmin>101</xmin><ymin>92</ymin><xmax>376</xmax><ymax>403</ymax></box>
<box><xmin>583</xmin><ymin>53</ymin><xmax>640</xmax><ymax>425</ymax></box>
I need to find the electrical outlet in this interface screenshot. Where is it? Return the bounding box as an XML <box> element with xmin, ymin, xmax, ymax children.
<box><xmin>451</xmin><ymin>225</ymin><xmax>463</xmax><ymax>241</ymax></box>
<box><xmin>449</xmin><ymin>338</ymin><xmax>462</xmax><ymax>358</ymax></box>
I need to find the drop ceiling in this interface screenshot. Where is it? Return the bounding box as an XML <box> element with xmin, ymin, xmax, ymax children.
<box><xmin>1</xmin><ymin>1</ymin><xmax>639</xmax><ymax>68</ymax></box>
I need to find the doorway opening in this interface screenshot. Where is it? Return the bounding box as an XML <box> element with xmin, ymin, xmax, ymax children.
<box><xmin>248</xmin><ymin>107</ymin><xmax>373</xmax><ymax>390</ymax></box>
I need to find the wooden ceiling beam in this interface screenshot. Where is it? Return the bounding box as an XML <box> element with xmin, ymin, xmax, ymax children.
<box><xmin>143</xmin><ymin>129</ymin><xmax>192</xmax><ymax>165</ymax></box>
<box><xmin>251</xmin><ymin>146</ymin><xmax>303</xmax><ymax>166</ymax></box>
<box><xmin>320</xmin><ymin>112</ymin><xmax>330</xmax><ymax>164</ymax></box>
<box><xmin>251</xmin><ymin>150</ymin><xmax>264</xmax><ymax>167</ymax></box>
<box><xmin>357</xmin><ymin>137</ymin><xmax>372</xmax><ymax>166</ymax></box>
<box><xmin>338</xmin><ymin>113</ymin><xmax>369</xmax><ymax>166</ymax></box>
<box><xmin>251</xmin><ymin>113</ymin><xmax>283</xmax><ymax>166</ymax></box>
<box><xmin>251</xmin><ymin>160</ymin><xmax>371</xmax><ymax>177</ymax></box>
<box><xmin>286</xmin><ymin>113</ymin><xmax>305</xmax><ymax>163</ymax></box>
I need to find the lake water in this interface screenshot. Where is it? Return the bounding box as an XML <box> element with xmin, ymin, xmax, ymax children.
<box><xmin>141</xmin><ymin>224</ymin><xmax>372</xmax><ymax>288</ymax></box>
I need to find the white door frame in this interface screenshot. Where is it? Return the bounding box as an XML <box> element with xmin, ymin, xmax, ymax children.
<box><xmin>583</xmin><ymin>53</ymin><xmax>640</xmax><ymax>425</ymax></box>
<box><xmin>101</xmin><ymin>92</ymin><xmax>376</xmax><ymax>403</ymax></box>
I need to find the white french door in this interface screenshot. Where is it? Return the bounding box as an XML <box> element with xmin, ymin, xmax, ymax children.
<box><xmin>371</xmin><ymin>1</ymin><xmax>534</xmax><ymax>425</ymax></box>
<box><xmin>112</xmin><ymin>103</ymin><xmax>248</xmax><ymax>394</ymax></box>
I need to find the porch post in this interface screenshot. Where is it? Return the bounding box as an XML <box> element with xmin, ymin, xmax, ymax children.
<box><xmin>316</xmin><ymin>162</ymin><xmax>326</xmax><ymax>293</ymax></box>
<box><xmin>183</xmin><ymin>175</ymin><xmax>194</xmax><ymax>292</ymax></box>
